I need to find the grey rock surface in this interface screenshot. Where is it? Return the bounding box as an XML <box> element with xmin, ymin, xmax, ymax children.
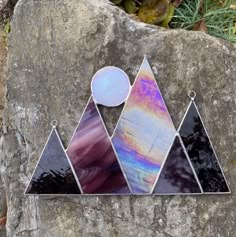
<box><xmin>1</xmin><ymin>0</ymin><xmax>236</xmax><ymax>236</ymax></box>
<box><xmin>0</xmin><ymin>26</ymin><xmax>7</xmax><ymax>237</ymax></box>
<box><xmin>0</xmin><ymin>0</ymin><xmax>7</xmax><ymax>9</ymax></box>
<box><xmin>0</xmin><ymin>0</ymin><xmax>17</xmax><ymax>10</ymax></box>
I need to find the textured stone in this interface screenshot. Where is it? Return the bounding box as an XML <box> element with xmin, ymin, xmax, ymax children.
<box><xmin>0</xmin><ymin>26</ymin><xmax>7</xmax><ymax>237</ymax></box>
<box><xmin>0</xmin><ymin>29</ymin><xmax>6</xmax><ymax>114</ymax></box>
<box><xmin>0</xmin><ymin>0</ymin><xmax>236</xmax><ymax>236</ymax></box>
<box><xmin>0</xmin><ymin>0</ymin><xmax>7</xmax><ymax>9</ymax></box>
<box><xmin>0</xmin><ymin>32</ymin><xmax>5</xmax><ymax>207</ymax></box>
<box><xmin>0</xmin><ymin>0</ymin><xmax>17</xmax><ymax>10</ymax></box>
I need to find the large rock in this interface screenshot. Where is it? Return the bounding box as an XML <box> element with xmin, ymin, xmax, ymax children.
<box><xmin>0</xmin><ymin>0</ymin><xmax>7</xmax><ymax>9</ymax></box>
<box><xmin>0</xmin><ymin>0</ymin><xmax>17</xmax><ymax>10</ymax></box>
<box><xmin>1</xmin><ymin>0</ymin><xmax>236</xmax><ymax>236</ymax></box>
<box><xmin>0</xmin><ymin>26</ymin><xmax>7</xmax><ymax>237</ymax></box>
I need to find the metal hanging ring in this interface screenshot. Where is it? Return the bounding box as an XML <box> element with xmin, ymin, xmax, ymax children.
<box><xmin>188</xmin><ymin>90</ymin><xmax>196</xmax><ymax>100</ymax></box>
<box><xmin>51</xmin><ymin>120</ymin><xmax>58</xmax><ymax>128</ymax></box>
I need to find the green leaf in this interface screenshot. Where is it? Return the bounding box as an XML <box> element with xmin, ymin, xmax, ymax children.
<box><xmin>138</xmin><ymin>0</ymin><xmax>169</xmax><ymax>24</ymax></box>
<box><xmin>123</xmin><ymin>0</ymin><xmax>139</xmax><ymax>14</ymax></box>
<box><xmin>4</xmin><ymin>21</ymin><xmax>11</xmax><ymax>34</ymax></box>
<box><xmin>162</xmin><ymin>4</ymin><xmax>175</xmax><ymax>27</ymax></box>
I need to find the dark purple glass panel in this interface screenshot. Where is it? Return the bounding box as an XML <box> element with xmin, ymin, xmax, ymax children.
<box><xmin>154</xmin><ymin>136</ymin><xmax>201</xmax><ymax>194</ymax></box>
<box><xmin>67</xmin><ymin>97</ymin><xmax>130</xmax><ymax>194</ymax></box>
<box><xmin>179</xmin><ymin>102</ymin><xmax>229</xmax><ymax>193</ymax></box>
<box><xmin>26</xmin><ymin>130</ymin><xmax>81</xmax><ymax>194</ymax></box>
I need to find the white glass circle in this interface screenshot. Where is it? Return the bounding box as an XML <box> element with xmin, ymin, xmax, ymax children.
<box><xmin>91</xmin><ymin>66</ymin><xmax>131</xmax><ymax>107</ymax></box>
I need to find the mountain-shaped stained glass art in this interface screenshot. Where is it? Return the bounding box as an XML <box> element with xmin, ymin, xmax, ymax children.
<box><xmin>25</xmin><ymin>58</ymin><xmax>231</xmax><ymax>196</ymax></box>
<box><xmin>153</xmin><ymin>136</ymin><xmax>202</xmax><ymax>194</ymax></box>
<box><xmin>25</xmin><ymin>124</ymin><xmax>81</xmax><ymax>195</ymax></box>
<box><xmin>179</xmin><ymin>97</ymin><xmax>230</xmax><ymax>193</ymax></box>
<box><xmin>112</xmin><ymin>58</ymin><xmax>176</xmax><ymax>194</ymax></box>
<box><xmin>67</xmin><ymin>96</ymin><xmax>131</xmax><ymax>194</ymax></box>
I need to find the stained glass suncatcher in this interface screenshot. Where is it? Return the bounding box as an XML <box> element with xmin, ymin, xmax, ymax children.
<box><xmin>179</xmin><ymin>95</ymin><xmax>230</xmax><ymax>193</ymax></box>
<box><xmin>26</xmin><ymin>57</ymin><xmax>230</xmax><ymax>196</ymax></box>
<box><xmin>153</xmin><ymin>136</ymin><xmax>202</xmax><ymax>194</ymax></box>
<box><xmin>112</xmin><ymin>58</ymin><xmax>176</xmax><ymax>194</ymax></box>
<box><xmin>25</xmin><ymin>123</ymin><xmax>81</xmax><ymax>195</ymax></box>
<box><xmin>67</xmin><ymin>97</ymin><xmax>130</xmax><ymax>194</ymax></box>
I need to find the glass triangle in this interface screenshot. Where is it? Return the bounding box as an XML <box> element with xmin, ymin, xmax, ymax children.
<box><xmin>179</xmin><ymin>102</ymin><xmax>230</xmax><ymax>193</ymax></box>
<box><xmin>112</xmin><ymin>57</ymin><xmax>176</xmax><ymax>194</ymax></box>
<box><xmin>67</xmin><ymin>96</ymin><xmax>130</xmax><ymax>194</ymax></box>
<box><xmin>154</xmin><ymin>136</ymin><xmax>202</xmax><ymax>194</ymax></box>
<box><xmin>26</xmin><ymin>129</ymin><xmax>81</xmax><ymax>194</ymax></box>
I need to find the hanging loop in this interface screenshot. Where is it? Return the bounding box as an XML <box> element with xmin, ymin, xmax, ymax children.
<box><xmin>51</xmin><ymin>120</ymin><xmax>58</xmax><ymax>128</ymax></box>
<box><xmin>188</xmin><ymin>90</ymin><xmax>196</xmax><ymax>100</ymax></box>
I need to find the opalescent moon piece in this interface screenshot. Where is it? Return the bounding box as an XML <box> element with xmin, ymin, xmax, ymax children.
<box><xmin>112</xmin><ymin>57</ymin><xmax>176</xmax><ymax>194</ymax></box>
<box><xmin>91</xmin><ymin>66</ymin><xmax>131</xmax><ymax>107</ymax></box>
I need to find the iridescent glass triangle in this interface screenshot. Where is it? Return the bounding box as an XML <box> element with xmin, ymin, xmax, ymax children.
<box><xmin>179</xmin><ymin>101</ymin><xmax>230</xmax><ymax>193</ymax></box>
<box><xmin>26</xmin><ymin>129</ymin><xmax>81</xmax><ymax>194</ymax></box>
<box><xmin>67</xmin><ymin>96</ymin><xmax>130</xmax><ymax>194</ymax></box>
<box><xmin>112</xmin><ymin>58</ymin><xmax>176</xmax><ymax>194</ymax></box>
<box><xmin>154</xmin><ymin>136</ymin><xmax>202</xmax><ymax>194</ymax></box>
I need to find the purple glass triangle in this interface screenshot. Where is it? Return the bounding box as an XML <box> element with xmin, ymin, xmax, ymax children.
<box><xmin>26</xmin><ymin>129</ymin><xmax>81</xmax><ymax>194</ymax></box>
<box><xmin>112</xmin><ymin>58</ymin><xmax>176</xmax><ymax>194</ymax></box>
<box><xmin>154</xmin><ymin>136</ymin><xmax>202</xmax><ymax>194</ymax></box>
<box><xmin>179</xmin><ymin>102</ymin><xmax>230</xmax><ymax>193</ymax></box>
<box><xmin>67</xmin><ymin>96</ymin><xmax>130</xmax><ymax>194</ymax></box>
